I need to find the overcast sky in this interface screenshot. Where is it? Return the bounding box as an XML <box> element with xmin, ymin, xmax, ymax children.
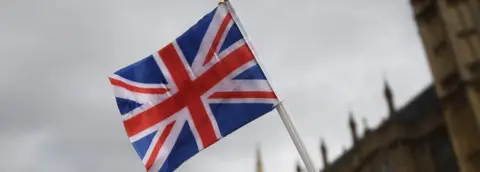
<box><xmin>0</xmin><ymin>0</ymin><xmax>432</xmax><ymax>171</ymax></box>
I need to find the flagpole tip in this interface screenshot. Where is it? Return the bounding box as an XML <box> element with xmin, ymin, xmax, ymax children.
<box><xmin>218</xmin><ymin>0</ymin><xmax>227</xmax><ymax>5</ymax></box>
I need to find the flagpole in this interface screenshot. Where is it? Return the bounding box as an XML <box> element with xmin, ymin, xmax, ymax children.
<box><xmin>222</xmin><ymin>1</ymin><xmax>317</xmax><ymax>172</ymax></box>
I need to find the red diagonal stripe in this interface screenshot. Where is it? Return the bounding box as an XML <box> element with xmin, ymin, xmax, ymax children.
<box><xmin>188</xmin><ymin>98</ymin><xmax>218</xmax><ymax>147</ymax></box>
<box><xmin>194</xmin><ymin>45</ymin><xmax>254</xmax><ymax>92</ymax></box>
<box><xmin>203</xmin><ymin>13</ymin><xmax>232</xmax><ymax>66</ymax></box>
<box><xmin>160</xmin><ymin>43</ymin><xmax>193</xmax><ymax>90</ymax></box>
<box><xmin>145</xmin><ymin>122</ymin><xmax>175</xmax><ymax>170</ymax></box>
<box><xmin>109</xmin><ymin>78</ymin><xmax>169</xmax><ymax>94</ymax></box>
<box><xmin>160</xmin><ymin>43</ymin><xmax>217</xmax><ymax>147</ymax></box>
<box><xmin>123</xmin><ymin>88</ymin><xmax>185</xmax><ymax>137</ymax></box>
<box><xmin>123</xmin><ymin>44</ymin><xmax>254</xmax><ymax>137</ymax></box>
<box><xmin>209</xmin><ymin>91</ymin><xmax>277</xmax><ymax>99</ymax></box>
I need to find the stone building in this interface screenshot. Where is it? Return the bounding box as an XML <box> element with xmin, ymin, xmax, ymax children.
<box><xmin>320</xmin><ymin>83</ymin><xmax>459</xmax><ymax>172</ymax></box>
<box><xmin>317</xmin><ymin>0</ymin><xmax>480</xmax><ymax>171</ymax></box>
<box><xmin>256</xmin><ymin>83</ymin><xmax>461</xmax><ymax>172</ymax></box>
<box><xmin>411</xmin><ymin>0</ymin><xmax>480</xmax><ymax>171</ymax></box>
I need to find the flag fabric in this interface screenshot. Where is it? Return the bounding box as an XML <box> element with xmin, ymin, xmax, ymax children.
<box><xmin>109</xmin><ymin>3</ymin><xmax>279</xmax><ymax>172</ymax></box>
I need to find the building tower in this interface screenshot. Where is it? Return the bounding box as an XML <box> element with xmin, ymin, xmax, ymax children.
<box><xmin>411</xmin><ymin>0</ymin><xmax>480</xmax><ymax>171</ymax></box>
<box><xmin>320</xmin><ymin>139</ymin><xmax>329</xmax><ymax>170</ymax></box>
<box><xmin>349</xmin><ymin>112</ymin><xmax>359</xmax><ymax>145</ymax></box>
<box><xmin>256</xmin><ymin>147</ymin><xmax>263</xmax><ymax>172</ymax></box>
<box><xmin>384</xmin><ymin>80</ymin><xmax>396</xmax><ymax>116</ymax></box>
<box><xmin>295</xmin><ymin>161</ymin><xmax>303</xmax><ymax>172</ymax></box>
<box><xmin>362</xmin><ymin>117</ymin><xmax>370</xmax><ymax>134</ymax></box>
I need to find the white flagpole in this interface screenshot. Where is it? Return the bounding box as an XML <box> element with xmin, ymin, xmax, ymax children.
<box><xmin>222</xmin><ymin>1</ymin><xmax>316</xmax><ymax>172</ymax></box>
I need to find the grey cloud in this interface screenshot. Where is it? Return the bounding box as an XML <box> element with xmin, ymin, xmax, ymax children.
<box><xmin>0</xmin><ymin>0</ymin><xmax>431</xmax><ymax>171</ymax></box>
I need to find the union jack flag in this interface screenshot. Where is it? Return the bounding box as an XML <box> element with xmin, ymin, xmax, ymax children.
<box><xmin>109</xmin><ymin>3</ymin><xmax>279</xmax><ymax>172</ymax></box>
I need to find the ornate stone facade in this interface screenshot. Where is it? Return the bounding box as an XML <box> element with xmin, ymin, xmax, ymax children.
<box><xmin>318</xmin><ymin>1</ymin><xmax>480</xmax><ymax>171</ymax></box>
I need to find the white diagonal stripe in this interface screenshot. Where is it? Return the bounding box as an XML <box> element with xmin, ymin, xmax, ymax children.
<box><xmin>196</xmin><ymin>39</ymin><xmax>246</xmax><ymax>75</ymax></box>
<box><xmin>200</xmin><ymin>96</ymin><xmax>223</xmax><ymax>139</ymax></box>
<box><xmin>203</xmin><ymin>59</ymin><xmax>257</xmax><ymax>98</ymax></box>
<box><xmin>208</xmin><ymin>80</ymin><xmax>274</xmax><ymax>93</ymax></box>
<box><xmin>147</xmin><ymin>114</ymin><xmax>188</xmax><ymax>172</ymax></box>
<box><xmin>153</xmin><ymin>50</ymin><xmax>178</xmax><ymax>97</ymax></box>
<box><xmin>113</xmin><ymin>86</ymin><xmax>169</xmax><ymax>104</ymax></box>
<box><xmin>113</xmin><ymin>87</ymin><xmax>172</xmax><ymax>122</ymax></box>
<box><xmin>217</xmin><ymin>39</ymin><xmax>246</xmax><ymax>60</ymax></box>
<box><xmin>191</xmin><ymin>6</ymin><xmax>228</xmax><ymax>74</ymax></box>
<box><xmin>110</xmin><ymin>74</ymin><xmax>170</xmax><ymax>89</ymax></box>
<box><xmin>141</xmin><ymin>128</ymin><xmax>162</xmax><ymax>164</ymax></box>
<box><xmin>216</xmin><ymin>20</ymin><xmax>234</xmax><ymax>53</ymax></box>
<box><xmin>173</xmin><ymin>41</ymin><xmax>196</xmax><ymax>79</ymax></box>
<box><xmin>186</xmin><ymin>109</ymin><xmax>204</xmax><ymax>150</ymax></box>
